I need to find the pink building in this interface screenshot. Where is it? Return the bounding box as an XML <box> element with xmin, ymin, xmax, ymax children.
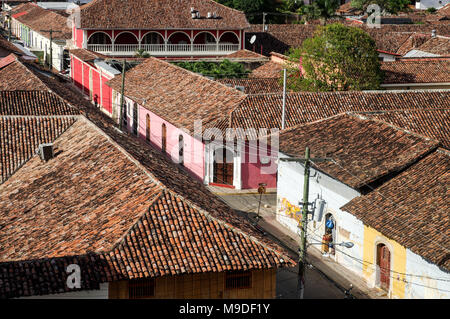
<box><xmin>71</xmin><ymin>0</ymin><xmax>249</xmax><ymax>59</ymax></box>
<box><xmin>106</xmin><ymin>58</ymin><xmax>278</xmax><ymax>190</ymax></box>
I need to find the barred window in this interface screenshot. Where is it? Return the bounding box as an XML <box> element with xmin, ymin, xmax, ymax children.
<box><xmin>225</xmin><ymin>271</ymin><xmax>252</xmax><ymax>289</ymax></box>
<box><xmin>129</xmin><ymin>278</ymin><xmax>155</xmax><ymax>299</ymax></box>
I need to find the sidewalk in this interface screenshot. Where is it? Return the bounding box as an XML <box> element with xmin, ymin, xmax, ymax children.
<box><xmin>210</xmin><ymin>188</ymin><xmax>388</xmax><ymax>299</ymax></box>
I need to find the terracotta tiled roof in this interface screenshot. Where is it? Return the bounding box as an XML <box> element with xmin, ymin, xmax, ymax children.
<box><xmin>229</xmin><ymin>91</ymin><xmax>450</xmax><ymax>134</ymax></box>
<box><xmin>249</xmin><ymin>61</ymin><xmax>284</xmax><ymax>78</ymax></box>
<box><xmin>106</xmin><ymin>57</ymin><xmax>247</xmax><ymax>134</ymax></box>
<box><xmin>278</xmin><ymin>113</ymin><xmax>440</xmax><ymax>190</ymax></box>
<box><xmin>357</xmin><ymin>109</ymin><xmax>450</xmax><ymax>150</ymax></box>
<box><xmin>79</xmin><ymin>0</ymin><xmax>249</xmax><ymax>30</ymax></box>
<box><xmin>0</xmin><ymin>54</ymin><xmax>49</xmax><ymax>90</ymax></box>
<box><xmin>0</xmin><ymin>71</ymin><xmax>294</xmax><ymax>298</ymax></box>
<box><xmin>341</xmin><ymin>148</ymin><xmax>450</xmax><ymax>271</ymax></box>
<box><xmin>9</xmin><ymin>2</ymin><xmax>72</xmax><ymax>40</ymax></box>
<box><xmin>217</xmin><ymin>77</ymin><xmax>282</xmax><ymax>94</ymax></box>
<box><xmin>245</xmin><ymin>24</ymin><xmax>450</xmax><ymax>56</ymax></box>
<box><xmin>0</xmin><ymin>91</ymin><xmax>79</xmax><ymax>115</ymax></box>
<box><xmin>381</xmin><ymin>58</ymin><xmax>450</xmax><ymax>84</ymax></box>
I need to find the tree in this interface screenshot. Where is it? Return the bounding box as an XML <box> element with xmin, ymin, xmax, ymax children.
<box><xmin>175</xmin><ymin>59</ymin><xmax>250</xmax><ymax>79</ymax></box>
<box><xmin>351</xmin><ymin>0</ymin><xmax>410</xmax><ymax>14</ymax></box>
<box><xmin>286</xmin><ymin>23</ymin><xmax>383</xmax><ymax>91</ymax></box>
<box><xmin>301</xmin><ymin>0</ymin><xmax>340</xmax><ymax>22</ymax></box>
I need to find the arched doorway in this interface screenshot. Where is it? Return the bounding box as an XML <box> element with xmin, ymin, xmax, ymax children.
<box><xmin>161</xmin><ymin>123</ymin><xmax>167</xmax><ymax>153</ymax></box>
<box><xmin>115</xmin><ymin>32</ymin><xmax>138</xmax><ymax>53</ymax></box>
<box><xmin>141</xmin><ymin>32</ymin><xmax>164</xmax><ymax>44</ymax></box>
<box><xmin>132</xmin><ymin>102</ymin><xmax>138</xmax><ymax>136</ymax></box>
<box><xmin>213</xmin><ymin>147</ymin><xmax>234</xmax><ymax>185</ymax></box>
<box><xmin>167</xmin><ymin>32</ymin><xmax>191</xmax><ymax>52</ymax></box>
<box><xmin>377</xmin><ymin>243</ymin><xmax>391</xmax><ymax>292</ymax></box>
<box><xmin>141</xmin><ymin>32</ymin><xmax>164</xmax><ymax>52</ymax></box>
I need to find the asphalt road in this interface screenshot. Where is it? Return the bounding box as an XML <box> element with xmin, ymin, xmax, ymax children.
<box><xmin>214</xmin><ymin>191</ymin><xmax>347</xmax><ymax>299</ymax></box>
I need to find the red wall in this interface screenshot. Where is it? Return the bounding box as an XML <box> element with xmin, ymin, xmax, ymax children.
<box><xmin>241</xmin><ymin>141</ymin><xmax>277</xmax><ymax>189</ymax></box>
<box><xmin>92</xmin><ymin>70</ymin><xmax>100</xmax><ymax>106</ymax></box>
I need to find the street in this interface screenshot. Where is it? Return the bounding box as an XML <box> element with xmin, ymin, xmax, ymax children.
<box><xmin>209</xmin><ymin>188</ymin><xmax>348</xmax><ymax>299</ymax></box>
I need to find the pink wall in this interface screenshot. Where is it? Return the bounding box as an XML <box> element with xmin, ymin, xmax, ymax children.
<box><xmin>241</xmin><ymin>141</ymin><xmax>277</xmax><ymax>189</ymax></box>
<box><xmin>122</xmin><ymin>97</ymin><xmax>205</xmax><ymax>181</ymax></box>
<box><xmin>75</xmin><ymin>27</ymin><xmax>84</xmax><ymax>48</ymax></box>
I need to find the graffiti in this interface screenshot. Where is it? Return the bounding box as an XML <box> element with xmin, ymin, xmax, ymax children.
<box><xmin>279</xmin><ymin>198</ymin><xmax>302</xmax><ymax>225</ymax></box>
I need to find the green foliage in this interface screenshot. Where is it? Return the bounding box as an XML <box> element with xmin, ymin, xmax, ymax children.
<box><xmin>135</xmin><ymin>49</ymin><xmax>150</xmax><ymax>58</ymax></box>
<box><xmin>286</xmin><ymin>23</ymin><xmax>383</xmax><ymax>92</ymax></box>
<box><xmin>426</xmin><ymin>7</ymin><xmax>437</xmax><ymax>13</ymax></box>
<box><xmin>175</xmin><ymin>59</ymin><xmax>250</xmax><ymax>79</ymax></box>
<box><xmin>214</xmin><ymin>0</ymin><xmax>277</xmax><ymax>23</ymax></box>
<box><xmin>350</xmin><ymin>0</ymin><xmax>410</xmax><ymax>14</ymax></box>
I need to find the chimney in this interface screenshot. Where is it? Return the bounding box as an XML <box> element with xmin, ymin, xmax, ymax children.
<box><xmin>37</xmin><ymin>143</ymin><xmax>54</xmax><ymax>162</ymax></box>
<box><xmin>207</xmin><ymin>12</ymin><xmax>212</xmax><ymax>19</ymax></box>
<box><xmin>431</xmin><ymin>29</ymin><xmax>436</xmax><ymax>38</ymax></box>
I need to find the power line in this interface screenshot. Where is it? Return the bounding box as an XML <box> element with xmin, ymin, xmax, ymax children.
<box><xmin>313</xmin><ymin>158</ymin><xmax>450</xmax><ymax>255</ymax></box>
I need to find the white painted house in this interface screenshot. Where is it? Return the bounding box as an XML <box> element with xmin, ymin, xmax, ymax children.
<box><xmin>276</xmin><ymin>113</ymin><xmax>450</xmax><ymax>299</ymax></box>
<box><xmin>7</xmin><ymin>2</ymin><xmax>73</xmax><ymax>71</ymax></box>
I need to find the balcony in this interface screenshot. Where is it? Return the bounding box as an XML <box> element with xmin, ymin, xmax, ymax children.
<box><xmin>86</xmin><ymin>43</ymin><xmax>240</xmax><ymax>56</ymax></box>
<box><xmin>86</xmin><ymin>31</ymin><xmax>242</xmax><ymax>57</ymax></box>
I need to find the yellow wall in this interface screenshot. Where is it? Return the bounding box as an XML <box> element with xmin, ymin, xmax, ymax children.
<box><xmin>362</xmin><ymin>225</ymin><xmax>407</xmax><ymax>299</ymax></box>
<box><xmin>109</xmin><ymin>269</ymin><xmax>277</xmax><ymax>299</ymax></box>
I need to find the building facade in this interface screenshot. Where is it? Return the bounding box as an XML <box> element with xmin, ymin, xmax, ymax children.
<box><xmin>71</xmin><ymin>0</ymin><xmax>249</xmax><ymax>59</ymax></box>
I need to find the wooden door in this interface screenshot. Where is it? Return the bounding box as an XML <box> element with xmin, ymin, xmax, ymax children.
<box><xmin>213</xmin><ymin>148</ymin><xmax>233</xmax><ymax>185</ymax></box>
<box><xmin>133</xmin><ymin>103</ymin><xmax>138</xmax><ymax>135</ymax></box>
<box><xmin>377</xmin><ymin>244</ymin><xmax>391</xmax><ymax>291</ymax></box>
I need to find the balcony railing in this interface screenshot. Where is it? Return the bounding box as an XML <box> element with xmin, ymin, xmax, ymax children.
<box><xmin>86</xmin><ymin>43</ymin><xmax>240</xmax><ymax>56</ymax></box>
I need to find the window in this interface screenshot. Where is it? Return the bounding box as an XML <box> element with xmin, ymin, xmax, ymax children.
<box><xmin>179</xmin><ymin>135</ymin><xmax>184</xmax><ymax>165</ymax></box>
<box><xmin>161</xmin><ymin>123</ymin><xmax>167</xmax><ymax>153</ymax></box>
<box><xmin>146</xmin><ymin>114</ymin><xmax>150</xmax><ymax>141</ymax></box>
<box><xmin>225</xmin><ymin>271</ymin><xmax>252</xmax><ymax>289</ymax></box>
<box><xmin>129</xmin><ymin>278</ymin><xmax>155</xmax><ymax>299</ymax></box>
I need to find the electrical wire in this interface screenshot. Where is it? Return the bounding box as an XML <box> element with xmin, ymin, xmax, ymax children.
<box><xmin>310</xmin><ymin>158</ymin><xmax>450</xmax><ymax>255</ymax></box>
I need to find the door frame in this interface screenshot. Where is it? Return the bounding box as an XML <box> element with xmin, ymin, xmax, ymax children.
<box><xmin>374</xmin><ymin>238</ymin><xmax>393</xmax><ymax>294</ymax></box>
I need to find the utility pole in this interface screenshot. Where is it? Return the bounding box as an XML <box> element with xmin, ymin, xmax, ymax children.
<box><xmin>262</xmin><ymin>12</ymin><xmax>267</xmax><ymax>32</ymax></box>
<box><xmin>40</xmin><ymin>29</ymin><xmax>61</xmax><ymax>71</ymax></box>
<box><xmin>119</xmin><ymin>59</ymin><xmax>126</xmax><ymax>131</ymax></box>
<box><xmin>281</xmin><ymin>68</ymin><xmax>287</xmax><ymax>130</ymax></box>
<box><xmin>279</xmin><ymin>148</ymin><xmax>332</xmax><ymax>299</ymax></box>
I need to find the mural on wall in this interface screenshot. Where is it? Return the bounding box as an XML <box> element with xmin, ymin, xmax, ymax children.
<box><xmin>279</xmin><ymin>197</ymin><xmax>302</xmax><ymax>225</ymax></box>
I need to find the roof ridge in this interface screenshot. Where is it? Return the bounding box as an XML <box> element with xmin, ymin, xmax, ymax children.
<box><xmin>161</xmin><ymin>188</ymin><xmax>293</xmax><ymax>263</ymax></box>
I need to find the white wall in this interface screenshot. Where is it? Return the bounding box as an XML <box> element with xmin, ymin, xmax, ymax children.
<box><xmin>19</xmin><ymin>283</ymin><xmax>109</xmax><ymax>299</ymax></box>
<box><xmin>405</xmin><ymin>250</ymin><xmax>450</xmax><ymax>299</ymax></box>
<box><xmin>276</xmin><ymin>153</ymin><xmax>364</xmax><ymax>275</ymax></box>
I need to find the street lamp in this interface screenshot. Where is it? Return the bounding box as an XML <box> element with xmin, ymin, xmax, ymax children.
<box><xmin>306</xmin><ymin>241</ymin><xmax>354</xmax><ymax>249</ymax></box>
